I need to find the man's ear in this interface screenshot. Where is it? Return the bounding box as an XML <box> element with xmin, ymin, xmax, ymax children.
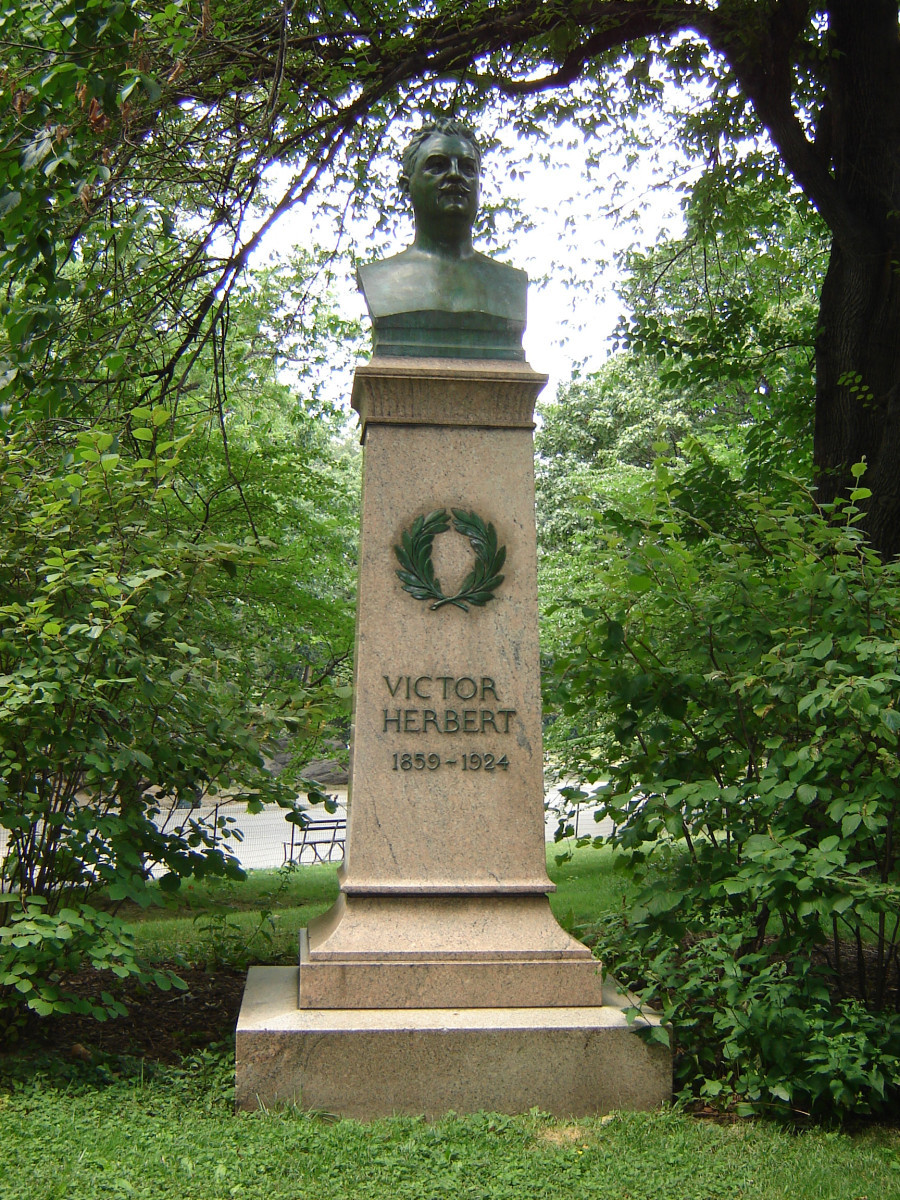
<box><xmin>398</xmin><ymin>172</ymin><xmax>410</xmax><ymax>197</ymax></box>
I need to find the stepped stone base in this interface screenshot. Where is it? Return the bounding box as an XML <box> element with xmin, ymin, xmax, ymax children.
<box><xmin>299</xmin><ymin>893</ymin><xmax>607</xmax><ymax>1009</ymax></box>
<box><xmin>235</xmin><ymin>967</ymin><xmax>672</xmax><ymax>1120</ymax></box>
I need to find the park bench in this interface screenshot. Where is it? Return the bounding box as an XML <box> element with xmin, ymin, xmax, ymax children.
<box><xmin>283</xmin><ymin>816</ymin><xmax>346</xmax><ymax>865</ymax></box>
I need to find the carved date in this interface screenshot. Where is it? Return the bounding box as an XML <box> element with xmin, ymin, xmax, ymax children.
<box><xmin>391</xmin><ymin>752</ymin><xmax>510</xmax><ymax>772</ymax></box>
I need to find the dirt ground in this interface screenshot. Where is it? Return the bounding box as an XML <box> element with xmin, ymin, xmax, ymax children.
<box><xmin>5</xmin><ymin>935</ymin><xmax>897</xmax><ymax>1070</ymax></box>
<box><xmin>16</xmin><ymin>968</ymin><xmax>247</xmax><ymax>1064</ymax></box>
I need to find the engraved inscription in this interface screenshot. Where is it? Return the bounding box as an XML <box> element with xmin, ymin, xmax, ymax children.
<box><xmin>381</xmin><ymin>673</ymin><xmax>516</xmax><ymax>735</ymax></box>
<box><xmin>392</xmin><ymin>751</ymin><xmax>511</xmax><ymax>772</ymax></box>
<box><xmin>383</xmin><ymin>675</ymin><xmax>500</xmax><ymax>701</ymax></box>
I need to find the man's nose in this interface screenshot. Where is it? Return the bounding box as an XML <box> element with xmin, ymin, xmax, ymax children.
<box><xmin>445</xmin><ymin>158</ymin><xmax>465</xmax><ymax>180</ymax></box>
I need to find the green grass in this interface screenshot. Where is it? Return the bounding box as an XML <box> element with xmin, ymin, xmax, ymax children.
<box><xmin>119</xmin><ymin>844</ymin><xmax>630</xmax><ymax>968</ymax></box>
<box><xmin>0</xmin><ymin>1052</ymin><xmax>898</xmax><ymax>1200</ymax></box>
<box><xmin>548</xmin><ymin>842</ymin><xmax>638</xmax><ymax>932</ymax></box>
<box><xmin>121</xmin><ymin>860</ymin><xmax>341</xmax><ymax>921</ymax></box>
<box><xmin>124</xmin><ymin>863</ymin><xmax>340</xmax><ymax>967</ymax></box>
<box><xmin>4</xmin><ymin>846</ymin><xmax>898</xmax><ymax>1197</ymax></box>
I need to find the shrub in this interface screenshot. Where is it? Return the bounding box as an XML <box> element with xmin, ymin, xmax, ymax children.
<box><xmin>0</xmin><ymin>422</ymin><xmax>295</xmax><ymax>1023</ymax></box>
<box><xmin>548</xmin><ymin>447</ymin><xmax>900</xmax><ymax>1117</ymax></box>
<box><xmin>0</xmin><ymin>899</ymin><xmax>181</xmax><ymax>1027</ymax></box>
<box><xmin>593</xmin><ymin>907</ymin><xmax>900</xmax><ymax>1118</ymax></box>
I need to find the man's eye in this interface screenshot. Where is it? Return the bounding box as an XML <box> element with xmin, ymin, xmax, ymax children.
<box><xmin>425</xmin><ymin>157</ymin><xmax>449</xmax><ymax>171</ymax></box>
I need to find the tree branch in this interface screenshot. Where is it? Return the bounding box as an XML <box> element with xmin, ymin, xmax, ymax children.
<box><xmin>699</xmin><ymin>0</ymin><xmax>879</xmax><ymax>257</ymax></box>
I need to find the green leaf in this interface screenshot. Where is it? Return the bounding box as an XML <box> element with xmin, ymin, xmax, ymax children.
<box><xmin>0</xmin><ymin>191</ymin><xmax>22</xmax><ymax>217</ymax></box>
<box><xmin>21</xmin><ymin>133</ymin><xmax>53</xmax><ymax>170</ymax></box>
<box><xmin>810</xmin><ymin>635</ymin><xmax>833</xmax><ymax>660</ymax></box>
<box><xmin>606</xmin><ymin>621</ymin><xmax>625</xmax><ymax>646</ymax></box>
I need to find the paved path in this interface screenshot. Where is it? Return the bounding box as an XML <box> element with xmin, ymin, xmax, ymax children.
<box><xmin>154</xmin><ymin>782</ymin><xmax>614</xmax><ymax>873</ymax></box>
<box><xmin>0</xmin><ymin>785</ymin><xmax>614</xmax><ymax>879</ymax></box>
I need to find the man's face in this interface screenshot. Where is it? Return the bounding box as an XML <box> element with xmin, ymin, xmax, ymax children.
<box><xmin>406</xmin><ymin>132</ymin><xmax>480</xmax><ymax>231</ymax></box>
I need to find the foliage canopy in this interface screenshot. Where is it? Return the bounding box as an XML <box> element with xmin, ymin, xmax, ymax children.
<box><xmin>5</xmin><ymin>0</ymin><xmax>897</xmax><ymax>545</ymax></box>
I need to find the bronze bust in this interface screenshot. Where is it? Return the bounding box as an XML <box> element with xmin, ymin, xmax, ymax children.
<box><xmin>358</xmin><ymin>120</ymin><xmax>527</xmax><ymax>361</ymax></box>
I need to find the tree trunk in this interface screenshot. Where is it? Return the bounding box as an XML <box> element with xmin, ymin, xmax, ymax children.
<box><xmin>813</xmin><ymin>0</ymin><xmax>900</xmax><ymax>557</ymax></box>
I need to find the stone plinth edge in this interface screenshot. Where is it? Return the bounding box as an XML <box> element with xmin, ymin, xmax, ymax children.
<box><xmin>298</xmin><ymin>927</ymin><xmax>606</xmax><ymax>1009</ymax></box>
<box><xmin>236</xmin><ymin>967</ymin><xmax>672</xmax><ymax>1119</ymax></box>
<box><xmin>351</xmin><ymin>357</ymin><xmax>548</xmax><ymax>433</ymax></box>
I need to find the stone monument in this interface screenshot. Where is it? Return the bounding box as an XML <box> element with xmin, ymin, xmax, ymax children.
<box><xmin>235</xmin><ymin>119</ymin><xmax>671</xmax><ymax>1118</ymax></box>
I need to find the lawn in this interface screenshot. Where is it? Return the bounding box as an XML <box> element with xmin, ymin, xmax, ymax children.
<box><xmin>1</xmin><ymin>1057</ymin><xmax>898</xmax><ymax>1200</ymax></box>
<box><xmin>1</xmin><ymin>845</ymin><xmax>898</xmax><ymax>1200</ymax></box>
<box><xmin>116</xmin><ymin>843</ymin><xmax>637</xmax><ymax>969</ymax></box>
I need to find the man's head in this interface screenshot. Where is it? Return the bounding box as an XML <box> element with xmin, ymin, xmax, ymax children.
<box><xmin>401</xmin><ymin>119</ymin><xmax>481</xmax><ymax>183</ymax></box>
<box><xmin>400</xmin><ymin>120</ymin><xmax>481</xmax><ymax>244</ymax></box>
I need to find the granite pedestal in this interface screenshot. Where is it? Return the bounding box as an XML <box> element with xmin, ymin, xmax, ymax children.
<box><xmin>235</xmin><ymin>357</ymin><xmax>672</xmax><ymax>1117</ymax></box>
<box><xmin>236</xmin><ymin>966</ymin><xmax>671</xmax><ymax>1118</ymax></box>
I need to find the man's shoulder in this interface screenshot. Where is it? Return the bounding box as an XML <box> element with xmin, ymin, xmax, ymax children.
<box><xmin>470</xmin><ymin>251</ymin><xmax>526</xmax><ymax>283</ymax></box>
<box><xmin>357</xmin><ymin>249</ymin><xmax>416</xmax><ymax>281</ymax></box>
<box><xmin>357</xmin><ymin>251</ymin><xmax>421</xmax><ymax>310</ymax></box>
<box><xmin>358</xmin><ymin>249</ymin><xmax>526</xmax><ymax>320</ymax></box>
<box><xmin>468</xmin><ymin>253</ymin><xmax>526</xmax><ymax>313</ymax></box>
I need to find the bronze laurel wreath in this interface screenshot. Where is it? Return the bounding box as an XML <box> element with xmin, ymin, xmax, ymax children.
<box><xmin>394</xmin><ymin>508</ymin><xmax>506</xmax><ymax>612</ymax></box>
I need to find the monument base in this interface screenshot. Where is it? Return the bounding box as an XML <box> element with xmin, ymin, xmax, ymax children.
<box><xmin>235</xmin><ymin>967</ymin><xmax>672</xmax><ymax>1120</ymax></box>
<box><xmin>300</xmin><ymin>893</ymin><xmax>607</xmax><ymax>1009</ymax></box>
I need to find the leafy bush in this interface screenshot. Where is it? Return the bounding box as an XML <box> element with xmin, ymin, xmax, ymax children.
<box><xmin>0</xmin><ymin>898</ymin><xmax>186</xmax><ymax>1029</ymax></box>
<box><xmin>548</xmin><ymin>446</ymin><xmax>900</xmax><ymax>1117</ymax></box>
<box><xmin>593</xmin><ymin>907</ymin><xmax>900</xmax><ymax>1119</ymax></box>
<box><xmin>0</xmin><ymin>422</ymin><xmax>299</xmax><ymax>1023</ymax></box>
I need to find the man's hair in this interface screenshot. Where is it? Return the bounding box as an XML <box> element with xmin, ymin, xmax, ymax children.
<box><xmin>400</xmin><ymin>119</ymin><xmax>481</xmax><ymax>187</ymax></box>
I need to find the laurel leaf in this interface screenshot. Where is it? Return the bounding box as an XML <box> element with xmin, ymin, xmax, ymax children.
<box><xmin>397</xmin><ymin>507</ymin><xmax>504</xmax><ymax>611</ymax></box>
<box><xmin>451</xmin><ymin>509</ymin><xmax>480</xmax><ymax>536</ymax></box>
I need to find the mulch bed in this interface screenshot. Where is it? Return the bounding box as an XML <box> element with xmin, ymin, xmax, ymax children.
<box><xmin>3</xmin><ymin>936</ymin><xmax>897</xmax><ymax>1071</ymax></box>
<box><xmin>12</xmin><ymin>968</ymin><xmax>247</xmax><ymax>1065</ymax></box>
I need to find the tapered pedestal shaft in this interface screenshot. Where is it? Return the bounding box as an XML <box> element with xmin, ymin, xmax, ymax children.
<box><xmin>301</xmin><ymin>357</ymin><xmax>603</xmax><ymax>1009</ymax></box>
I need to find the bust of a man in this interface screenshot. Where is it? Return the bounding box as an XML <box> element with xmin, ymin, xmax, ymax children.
<box><xmin>358</xmin><ymin>120</ymin><xmax>527</xmax><ymax>361</ymax></box>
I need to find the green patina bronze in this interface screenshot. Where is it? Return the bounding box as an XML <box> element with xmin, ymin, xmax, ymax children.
<box><xmin>394</xmin><ymin>508</ymin><xmax>507</xmax><ymax>612</ymax></box>
<box><xmin>358</xmin><ymin>120</ymin><xmax>526</xmax><ymax>360</ymax></box>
